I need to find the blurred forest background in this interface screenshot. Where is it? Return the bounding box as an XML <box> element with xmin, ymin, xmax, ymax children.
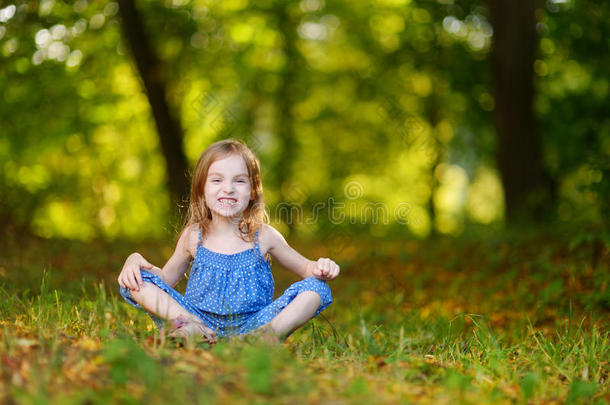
<box><xmin>0</xmin><ymin>0</ymin><xmax>608</xmax><ymax>241</ymax></box>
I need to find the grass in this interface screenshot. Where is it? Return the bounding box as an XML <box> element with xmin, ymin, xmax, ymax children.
<box><xmin>0</xmin><ymin>228</ymin><xmax>608</xmax><ymax>404</ymax></box>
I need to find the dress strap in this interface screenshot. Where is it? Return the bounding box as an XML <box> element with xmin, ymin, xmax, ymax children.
<box><xmin>253</xmin><ymin>229</ymin><xmax>270</xmax><ymax>265</ymax></box>
<box><xmin>253</xmin><ymin>229</ymin><xmax>260</xmax><ymax>250</ymax></box>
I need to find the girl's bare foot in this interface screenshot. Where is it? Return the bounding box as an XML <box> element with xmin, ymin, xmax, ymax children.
<box><xmin>168</xmin><ymin>315</ymin><xmax>217</xmax><ymax>344</ymax></box>
<box><xmin>242</xmin><ymin>323</ymin><xmax>282</xmax><ymax>345</ymax></box>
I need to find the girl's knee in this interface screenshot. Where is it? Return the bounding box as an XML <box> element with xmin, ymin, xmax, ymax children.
<box><xmin>298</xmin><ymin>290</ymin><xmax>322</xmax><ymax>307</ymax></box>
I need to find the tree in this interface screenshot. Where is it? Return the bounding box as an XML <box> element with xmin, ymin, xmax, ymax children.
<box><xmin>274</xmin><ymin>3</ymin><xmax>300</xmax><ymax>220</ymax></box>
<box><xmin>488</xmin><ymin>0</ymin><xmax>552</xmax><ymax>223</ymax></box>
<box><xmin>117</xmin><ymin>0</ymin><xmax>189</xmax><ymax>213</ymax></box>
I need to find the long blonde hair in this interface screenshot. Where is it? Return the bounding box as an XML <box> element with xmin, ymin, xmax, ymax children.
<box><xmin>186</xmin><ymin>139</ymin><xmax>267</xmax><ymax>242</ymax></box>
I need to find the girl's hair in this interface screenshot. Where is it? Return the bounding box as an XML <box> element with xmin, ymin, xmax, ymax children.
<box><xmin>186</xmin><ymin>139</ymin><xmax>267</xmax><ymax>242</ymax></box>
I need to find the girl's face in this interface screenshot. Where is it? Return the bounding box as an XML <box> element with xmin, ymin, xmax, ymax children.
<box><xmin>203</xmin><ymin>154</ymin><xmax>252</xmax><ymax>220</ymax></box>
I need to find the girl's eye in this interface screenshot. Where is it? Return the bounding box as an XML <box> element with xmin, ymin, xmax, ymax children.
<box><xmin>237</xmin><ymin>180</ymin><xmax>247</xmax><ymax>183</ymax></box>
<box><xmin>211</xmin><ymin>179</ymin><xmax>221</xmax><ymax>183</ymax></box>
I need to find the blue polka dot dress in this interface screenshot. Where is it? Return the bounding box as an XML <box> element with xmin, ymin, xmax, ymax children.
<box><xmin>119</xmin><ymin>229</ymin><xmax>333</xmax><ymax>337</ymax></box>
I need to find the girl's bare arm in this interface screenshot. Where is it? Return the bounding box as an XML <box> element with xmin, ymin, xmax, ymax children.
<box><xmin>118</xmin><ymin>225</ymin><xmax>197</xmax><ymax>290</ymax></box>
<box><xmin>260</xmin><ymin>224</ymin><xmax>340</xmax><ymax>281</ymax></box>
<box><xmin>160</xmin><ymin>224</ymin><xmax>198</xmax><ymax>287</ymax></box>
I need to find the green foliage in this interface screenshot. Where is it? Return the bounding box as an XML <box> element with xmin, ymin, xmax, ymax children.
<box><xmin>519</xmin><ymin>371</ymin><xmax>539</xmax><ymax>403</ymax></box>
<box><xmin>535</xmin><ymin>1</ymin><xmax>610</xmax><ymax>223</ymax></box>
<box><xmin>0</xmin><ymin>0</ymin><xmax>607</xmax><ymax>240</ymax></box>
<box><xmin>243</xmin><ymin>345</ymin><xmax>273</xmax><ymax>394</ymax></box>
<box><xmin>102</xmin><ymin>337</ymin><xmax>161</xmax><ymax>386</ymax></box>
<box><xmin>567</xmin><ymin>379</ymin><xmax>600</xmax><ymax>405</ymax></box>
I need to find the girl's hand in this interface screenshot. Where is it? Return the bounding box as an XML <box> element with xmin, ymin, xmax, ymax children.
<box><xmin>117</xmin><ymin>253</ymin><xmax>154</xmax><ymax>292</ymax></box>
<box><xmin>311</xmin><ymin>258</ymin><xmax>340</xmax><ymax>281</ymax></box>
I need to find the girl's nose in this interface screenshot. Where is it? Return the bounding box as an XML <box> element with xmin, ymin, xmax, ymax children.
<box><xmin>221</xmin><ymin>181</ymin><xmax>235</xmax><ymax>193</ymax></box>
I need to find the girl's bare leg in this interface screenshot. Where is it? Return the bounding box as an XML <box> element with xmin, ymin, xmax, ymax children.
<box><xmin>265</xmin><ymin>291</ymin><xmax>321</xmax><ymax>337</ymax></box>
<box><xmin>129</xmin><ymin>282</ymin><xmax>215</xmax><ymax>339</ymax></box>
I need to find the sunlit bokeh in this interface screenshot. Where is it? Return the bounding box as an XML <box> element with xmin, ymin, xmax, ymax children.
<box><xmin>0</xmin><ymin>0</ymin><xmax>607</xmax><ymax>241</ymax></box>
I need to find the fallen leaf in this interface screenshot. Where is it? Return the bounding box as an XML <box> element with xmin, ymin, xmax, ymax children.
<box><xmin>16</xmin><ymin>338</ymin><xmax>37</xmax><ymax>348</ymax></box>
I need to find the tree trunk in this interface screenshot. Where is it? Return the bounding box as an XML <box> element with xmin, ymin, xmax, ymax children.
<box><xmin>117</xmin><ymin>0</ymin><xmax>190</xmax><ymax>214</ymax></box>
<box><xmin>426</xmin><ymin>91</ymin><xmax>442</xmax><ymax>236</ymax></box>
<box><xmin>489</xmin><ymin>0</ymin><xmax>550</xmax><ymax>223</ymax></box>
<box><xmin>274</xmin><ymin>4</ymin><xmax>300</xmax><ymax>232</ymax></box>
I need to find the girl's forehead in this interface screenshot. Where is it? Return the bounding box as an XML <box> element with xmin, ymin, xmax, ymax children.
<box><xmin>208</xmin><ymin>154</ymin><xmax>248</xmax><ymax>175</ymax></box>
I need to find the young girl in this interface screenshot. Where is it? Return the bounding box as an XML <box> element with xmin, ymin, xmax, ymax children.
<box><xmin>117</xmin><ymin>139</ymin><xmax>339</xmax><ymax>343</ymax></box>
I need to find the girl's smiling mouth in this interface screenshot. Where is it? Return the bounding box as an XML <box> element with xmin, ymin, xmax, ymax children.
<box><xmin>218</xmin><ymin>197</ymin><xmax>238</xmax><ymax>206</ymax></box>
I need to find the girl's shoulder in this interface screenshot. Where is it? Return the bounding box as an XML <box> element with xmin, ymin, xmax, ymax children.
<box><xmin>180</xmin><ymin>223</ymin><xmax>201</xmax><ymax>258</ymax></box>
<box><xmin>257</xmin><ymin>224</ymin><xmax>286</xmax><ymax>254</ymax></box>
<box><xmin>258</xmin><ymin>223</ymin><xmax>280</xmax><ymax>240</ymax></box>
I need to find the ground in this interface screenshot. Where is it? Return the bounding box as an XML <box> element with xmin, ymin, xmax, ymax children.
<box><xmin>0</xmin><ymin>227</ymin><xmax>608</xmax><ymax>404</ymax></box>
